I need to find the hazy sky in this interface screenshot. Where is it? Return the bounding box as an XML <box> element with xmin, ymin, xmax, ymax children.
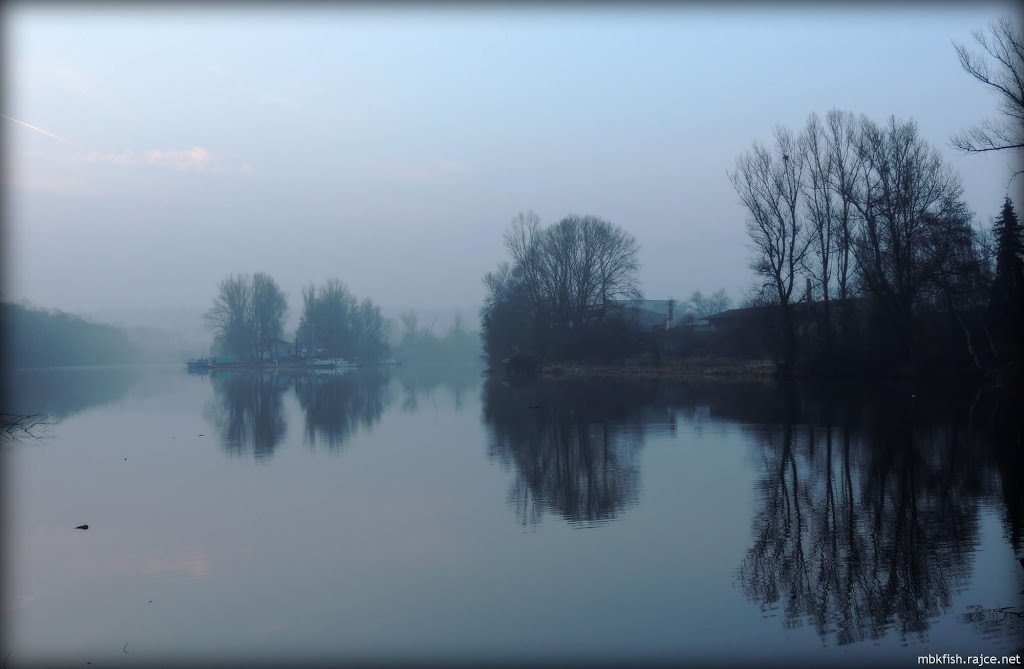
<box><xmin>4</xmin><ymin>3</ymin><xmax>1021</xmax><ymax>330</ymax></box>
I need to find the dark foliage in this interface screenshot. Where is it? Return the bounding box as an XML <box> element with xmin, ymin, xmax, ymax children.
<box><xmin>2</xmin><ymin>301</ymin><xmax>139</xmax><ymax>369</ymax></box>
<box><xmin>480</xmin><ymin>212</ymin><xmax>644</xmax><ymax>364</ymax></box>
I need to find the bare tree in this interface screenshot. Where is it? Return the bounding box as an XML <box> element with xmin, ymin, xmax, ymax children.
<box><xmin>688</xmin><ymin>289</ymin><xmax>732</xmax><ymax>320</ymax></box>
<box><xmin>507</xmin><ymin>213</ymin><xmax>642</xmax><ymax>330</ymax></box>
<box><xmin>503</xmin><ymin>210</ymin><xmax>545</xmax><ymax>314</ymax></box>
<box><xmin>802</xmin><ymin>113</ymin><xmax>836</xmax><ymax>342</ymax></box>
<box><xmin>297</xmin><ymin>279</ymin><xmax>386</xmax><ymax>360</ymax></box>
<box><xmin>204</xmin><ymin>274</ymin><xmax>252</xmax><ymax>358</ymax></box>
<box><xmin>730</xmin><ymin>126</ymin><xmax>810</xmax><ymax>365</ymax></box>
<box><xmin>249</xmin><ymin>272</ymin><xmax>287</xmax><ymax>360</ymax></box>
<box><xmin>483</xmin><ymin>211</ymin><xmax>642</xmax><ymax>361</ymax></box>
<box><xmin>851</xmin><ymin>116</ymin><xmax>970</xmax><ymax>357</ymax></box>
<box><xmin>952</xmin><ymin>16</ymin><xmax>1024</xmax><ymax>157</ymax></box>
<box><xmin>824</xmin><ymin>109</ymin><xmax>860</xmax><ymax>304</ymax></box>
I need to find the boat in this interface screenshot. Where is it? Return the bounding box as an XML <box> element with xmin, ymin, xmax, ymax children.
<box><xmin>186</xmin><ymin>357</ymin><xmax>213</xmax><ymax>371</ymax></box>
<box><xmin>307</xmin><ymin>358</ymin><xmax>358</xmax><ymax>369</ymax></box>
<box><xmin>308</xmin><ymin>359</ymin><xmax>336</xmax><ymax>369</ymax></box>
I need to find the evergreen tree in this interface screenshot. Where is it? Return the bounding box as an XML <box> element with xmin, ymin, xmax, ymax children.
<box><xmin>988</xmin><ymin>197</ymin><xmax>1024</xmax><ymax>362</ymax></box>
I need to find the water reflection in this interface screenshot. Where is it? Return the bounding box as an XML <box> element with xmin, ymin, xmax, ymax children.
<box><xmin>7</xmin><ymin>364</ymin><xmax>1023</xmax><ymax>660</ymax></box>
<box><xmin>208</xmin><ymin>371</ymin><xmax>290</xmax><ymax>461</ymax></box>
<box><xmin>294</xmin><ymin>370</ymin><xmax>389</xmax><ymax>449</ymax></box>
<box><xmin>394</xmin><ymin>363</ymin><xmax>481</xmax><ymax>413</ymax></box>
<box><xmin>4</xmin><ymin>366</ymin><xmax>140</xmax><ymax>418</ymax></box>
<box><xmin>205</xmin><ymin>366</ymin><xmax>486</xmax><ymax>460</ymax></box>
<box><xmin>481</xmin><ymin>375</ymin><xmax>1022</xmax><ymax>647</ymax></box>
<box><xmin>483</xmin><ymin>377</ymin><xmax>671</xmax><ymax>526</ymax></box>
<box><xmin>735</xmin><ymin>384</ymin><xmax>1022</xmax><ymax>646</ymax></box>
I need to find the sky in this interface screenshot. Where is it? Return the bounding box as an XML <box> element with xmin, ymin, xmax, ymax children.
<box><xmin>4</xmin><ymin>3</ymin><xmax>1022</xmax><ymax>334</ymax></box>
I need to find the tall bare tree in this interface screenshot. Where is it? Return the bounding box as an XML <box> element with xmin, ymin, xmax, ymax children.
<box><xmin>730</xmin><ymin>126</ymin><xmax>809</xmax><ymax>366</ymax></box>
<box><xmin>803</xmin><ymin>113</ymin><xmax>837</xmax><ymax>343</ymax></box>
<box><xmin>850</xmin><ymin>116</ymin><xmax>970</xmax><ymax>357</ymax></box>
<box><xmin>824</xmin><ymin>109</ymin><xmax>860</xmax><ymax>304</ymax></box>
<box><xmin>952</xmin><ymin>16</ymin><xmax>1024</xmax><ymax>157</ymax></box>
<box><xmin>503</xmin><ymin>210</ymin><xmax>545</xmax><ymax>315</ymax></box>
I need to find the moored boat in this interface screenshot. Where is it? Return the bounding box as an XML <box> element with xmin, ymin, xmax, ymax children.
<box><xmin>186</xmin><ymin>357</ymin><xmax>213</xmax><ymax>371</ymax></box>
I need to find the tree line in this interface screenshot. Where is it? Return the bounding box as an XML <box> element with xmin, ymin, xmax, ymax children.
<box><xmin>477</xmin><ymin>16</ymin><xmax>1024</xmax><ymax>378</ymax></box>
<box><xmin>204</xmin><ymin>273</ymin><xmax>390</xmax><ymax>362</ymax></box>
<box><xmin>725</xmin><ymin>16</ymin><xmax>1024</xmax><ymax>375</ymax></box>
<box><xmin>728</xmin><ymin>102</ymin><xmax>1022</xmax><ymax>374</ymax></box>
<box><xmin>2</xmin><ymin>301</ymin><xmax>140</xmax><ymax>368</ymax></box>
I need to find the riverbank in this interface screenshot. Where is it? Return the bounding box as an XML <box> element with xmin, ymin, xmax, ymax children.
<box><xmin>514</xmin><ymin>356</ymin><xmax>1012</xmax><ymax>383</ymax></box>
<box><xmin>539</xmin><ymin>356</ymin><xmax>777</xmax><ymax>379</ymax></box>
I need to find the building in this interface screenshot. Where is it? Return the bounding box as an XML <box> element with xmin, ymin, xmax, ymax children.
<box><xmin>610</xmin><ymin>299</ymin><xmax>683</xmax><ymax>331</ymax></box>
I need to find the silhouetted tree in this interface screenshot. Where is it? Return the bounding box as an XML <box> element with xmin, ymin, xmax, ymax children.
<box><xmin>205</xmin><ymin>274</ymin><xmax>253</xmax><ymax>358</ymax></box>
<box><xmin>988</xmin><ymin>197</ymin><xmax>1024</xmax><ymax>363</ymax></box>
<box><xmin>482</xmin><ymin>211</ymin><xmax>642</xmax><ymax>363</ymax></box>
<box><xmin>205</xmin><ymin>273</ymin><xmax>287</xmax><ymax>360</ymax></box>
<box><xmin>296</xmin><ymin>279</ymin><xmax>390</xmax><ymax>362</ymax></box>
<box><xmin>952</xmin><ymin>16</ymin><xmax>1024</xmax><ymax>157</ymax></box>
<box><xmin>249</xmin><ymin>272</ymin><xmax>288</xmax><ymax>360</ymax></box>
<box><xmin>481</xmin><ymin>260</ymin><xmax>535</xmax><ymax>362</ymax></box>
<box><xmin>850</xmin><ymin>116</ymin><xmax>972</xmax><ymax>361</ymax></box>
<box><xmin>730</xmin><ymin>126</ymin><xmax>809</xmax><ymax>368</ymax></box>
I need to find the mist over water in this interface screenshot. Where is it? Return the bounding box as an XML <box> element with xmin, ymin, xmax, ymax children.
<box><xmin>5</xmin><ymin>4</ymin><xmax>1024</xmax><ymax>666</ymax></box>
<box><xmin>4</xmin><ymin>365</ymin><xmax>1021</xmax><ymax>665</ymax></box>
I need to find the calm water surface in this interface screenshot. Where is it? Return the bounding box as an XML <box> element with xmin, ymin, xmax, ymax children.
<box><xmin>4</xmin><ymin>365</ymin><xmax>1023</xmax><ymax>666</ymax></box>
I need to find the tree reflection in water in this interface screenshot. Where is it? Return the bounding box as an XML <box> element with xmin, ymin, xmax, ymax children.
<box><xmin>208</xmin><ymin>371</ymin><xmax>290</xmax><ymax>461</ymax></box>
<box><xmin>6</xmin><ymin>366</ymin><xmax>141</xmax><ymax>419</ymax></box>
<box><xmin>483</xmin><ymin>377</ymin><xmax>670</xmax><ymax>526</ymax></box>
<box><xmin>736</xmin><ymin>383</ymin><xmax>1022</xmax><ymax>647</ymax></box>
<box><xmin>394</xmin><ymin>363</ymin><xmax>481</xmax><ymax>414</ymax></box>
<box><xmin>206</xmin><ymin>366</ymin><xmax>483</xmax><ymax>460</ymax></box>
<box><xmin>294</xmin><ymin>369</ymin><xmax>389</xmax><ymax>450</ymax></box>
<box><xmin>482</xmin><ymin>375</ymin><xmax>1022</xmax><ymax>646</ymax></box>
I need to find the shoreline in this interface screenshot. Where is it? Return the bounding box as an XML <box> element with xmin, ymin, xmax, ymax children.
<box><xmin>538</xmin><ymin>357</ymin><xmax>777</xmax><ymax>380</ymax></box>
<box><xmin>486</xmin><ymin>357</ymin><xmax>1009</xmax><ymax>384</ymax></box>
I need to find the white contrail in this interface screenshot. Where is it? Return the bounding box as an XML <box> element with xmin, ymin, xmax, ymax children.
<box><xmin>2</xmin><ymin>114</ymin><xmax>73</xmax><ymax>143</ymax></box>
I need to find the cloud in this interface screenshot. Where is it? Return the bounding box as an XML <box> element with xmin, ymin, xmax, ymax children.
<box><xmin>73</xmin><ymin>146</ymin><xmax>214</xmax><ymax>171</ymax></box>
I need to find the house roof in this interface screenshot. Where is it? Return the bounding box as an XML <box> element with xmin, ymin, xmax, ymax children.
<box><xmin>610</xmin><ymin>299</ymin><xmax>677</xmax><ymax>317</ymax></box>
<box><xmin>707</xmin><ymin>297</ymin><xmax>870</xmax><ymax>322</ymax></box>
